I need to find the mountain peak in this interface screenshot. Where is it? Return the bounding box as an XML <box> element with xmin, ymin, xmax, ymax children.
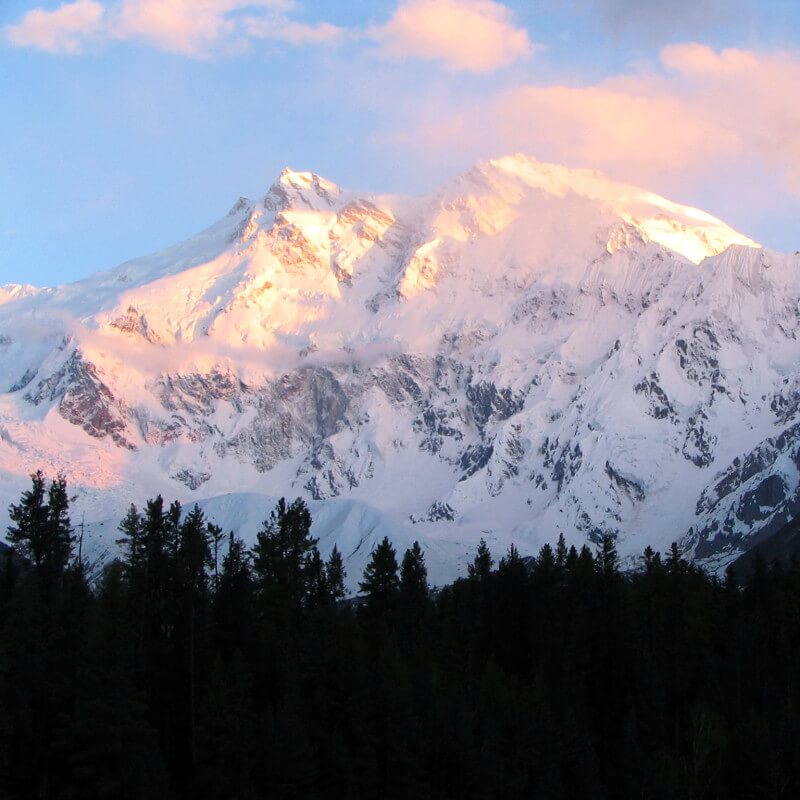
<box><xmin>264</xmin><ymin>167</ymin><xmax>342</xmax><ymax>212</ymax></box>
<box><xmin>0</xmin><ymin>154</ymin><xmax>797</xmax><ymax>587</ymax></box>
<box><xmin>466</xmin><ymin>154</ymin><xmax>759</xmax><ymax>264</ymax></box>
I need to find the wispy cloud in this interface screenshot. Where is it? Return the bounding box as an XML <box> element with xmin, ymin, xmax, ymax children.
<box><xmin>4</xmin><ymin>0</ymin><xmax>105</xmax><ymax>55</ymax></box>
<box><xmin>4</xmin><ymin>0</ymin><xmax>532</xmax><ymax>71</ymax></box>
<box><xmin>383</xmin><ymin>43</ymin><xmax>800</xmax><ymax>197</ymax></box>
<box><xmin>3</xmin><ymin>0</ymin><xmax>345</xmax><ymax>58</ymax></box>
<box><xmin>371</xmin><ymin>0</ymin><xmax>534</xmax><ymax>73</ymax></box>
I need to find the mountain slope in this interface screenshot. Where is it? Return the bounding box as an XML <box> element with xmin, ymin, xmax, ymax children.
<box><xmin>1</xmin><ymin>154</ymin><xmax>795</xmax><ymax>581</ymax></box>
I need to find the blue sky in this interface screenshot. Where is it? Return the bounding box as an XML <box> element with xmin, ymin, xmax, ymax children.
<box><xmin>1</xmin><ymin>0</ymin><xmax>799</xmax><ymax>286</ymax></box>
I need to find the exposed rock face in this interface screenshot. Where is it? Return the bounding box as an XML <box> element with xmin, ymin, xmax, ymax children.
<box><xmin>0</xmin><ymin>155</ymin><xmax>796</xmax><ymax>578</ymax></box>
<box><xmin>687</xmin><ymin>423</ymin><xmax>800</xmax><ymax>561</ymax></box>
<box><xmin>25</xmin><ymin>352</ymin><xmax>134</xmax><ymax>449</ymax></box>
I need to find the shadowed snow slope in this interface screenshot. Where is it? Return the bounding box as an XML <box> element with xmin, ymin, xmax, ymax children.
<box><xmin>0</xmin><ymin>154</ymin><xmax>791</xmax><ymax>583</ymax></box>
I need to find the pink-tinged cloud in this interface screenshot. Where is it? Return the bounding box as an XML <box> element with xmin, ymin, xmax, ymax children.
<box><xmin>113</xmin><ymin>0</ymin><xmax>290</xmax><ymax>57</ymax></box>
<box><xmin>490</xmin><ymin>83</ymin><xmax>742</xmax><ymax>182</ymax></box>
<box><xmin>3</xmin><ymin>0</ymin><xmax>340</xmax><ymax>58</ymax></box>
<box><xmin>389</xmin><ymin>43</ymin><xmax>800</xmax><ymax>197</ymax></box>
<box><xmin>372</xmin><ymin>0</ymin><xmax>533</xmax><ymax>73</ymax></box>
<box><xmin>4</xmin><ymin>0</ymin><xmax>104</xmax><ymax>55</ymax></box>
<box><xmin>659</xmin><ymin>44</ymin><xmax>800</xmax><ymax>193</ymax></box>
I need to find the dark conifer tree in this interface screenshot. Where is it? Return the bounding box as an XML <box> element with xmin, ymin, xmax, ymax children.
<box><xmin>595</xmin><ymin>534</ymin><xmax>620</xmax><ymax>580</ymax></box>
<box><xmin>359</xmin><ymin>536</ymin><xmax>400</xmax><ymax>617</ymax></box>
<box><xmin>399</xmin><ymin>541</ymin><xmax>429</xmax><ymax>608</ymax></box>
<box><xmin>57</xmin><ymin>562</ymin><xmax>168</xmax><ymax>800</ymax></box>
<box><xmin>535</xmin><ymin>542</ymin><xmax>557</xmax><ymax>577</ymax></box>
<box><xmin>304</xmin><ymin>548</ymin><xmax>329</xmax><ymax>609</ymax></box>
<box><xmin>44</xmin><ymin>474</ymin><xmax>73</xmax><ymax>580</ymax></box>
<box><xmin>6</xmin><ymin>469</ymin><xmax>48</xmax><ymax>569</ymax></box>
<box><xmin>117</xmin><ymin>505</ymin><xmax>143</xmax><ymax>576</ymax></box>
<box><xmin>498</xmin><ymin>543</ymin><xmax>525</xmax><ymax>576</ymax></box>
<box><xmin>7</xmin><ymin>471</ymin><xmax>74</xmax><ymax>583</ymax></box>
<box><xmin>252</xmin><ymin>497</ymin><xmax>318</xmax><ymax>610</ymax></box>
<box><xmin>555</xmin><ymin>532</ymin><xmax>568</xmax><ymax>569</ymax></box>
<box><xmin>208</xmin><ymin>523</ymin><xmax>224</xmax><ymax>591</ymax></box>
<box><xmin>641</xmin><ymin>544</ymin><xmax>662</xmax><ymax>575</ymax></box>
<box><xmin>325</xmin><ymin>544</ymin><xmax>346</xmax><ymax>602</ymax></box>
<box><xmin>214</xmin><ymin>533</ymin><xmax>254</xmax><ymax>660</ymax></box>
<box><xmin>467</xmin><ymin>537</ymin><xmax>494</xmax><ymax>581</ymax></box>
<box><xmin>665</xmin><ymin>541</ymin><xmax>687</xmax><ymax>575</ymax></box>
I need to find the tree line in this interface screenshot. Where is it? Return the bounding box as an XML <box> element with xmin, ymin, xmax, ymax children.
<box><xmin>1</xmin><ymin>470</ymin><xmax>799</xmax><ymax>799</ymax></box>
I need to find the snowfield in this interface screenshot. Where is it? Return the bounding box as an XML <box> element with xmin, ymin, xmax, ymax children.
<box><xmin>0</xmin><ymin>154</ymin><xmax>796</xmax><ymax>588</ymax></box>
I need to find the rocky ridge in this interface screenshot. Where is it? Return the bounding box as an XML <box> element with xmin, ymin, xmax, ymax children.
<box><xmin>0</xmin><ymin>155</ymin><xmax>796</xmax><ymax>585</ymax></box>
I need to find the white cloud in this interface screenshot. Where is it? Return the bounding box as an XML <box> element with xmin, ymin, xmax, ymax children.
<box><xmin>3</xmin><ymin>0</ymin><xmax>341</xmax><ymax>58</ymax></box>
<box><xmin>371</xmin><ymin>0</ymin><xmax>534</xmax><ymax>73</ymax></box>
<box><xmin>4</xmin><ymin>0</ymin><xmax>105</xmax><ymax>55</ymax></box>
<box><xmin>4</xmin><ymin>0</ymin><xmax>533</xmax><ymax>70</ymax></box>
<box><xmin>384</xmin><ymin>43</ymin><xmax>800</xmax><ymax>198</ymax></box>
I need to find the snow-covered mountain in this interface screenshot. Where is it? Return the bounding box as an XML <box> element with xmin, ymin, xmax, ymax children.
<box><xmin>1</xmin><ymin>154</ymin><xmax>797</xmax><ymax>586</ymax></box>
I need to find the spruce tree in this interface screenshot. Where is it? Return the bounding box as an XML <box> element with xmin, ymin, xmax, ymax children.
<box><xmin>7</xmin><ymin>471</ymin><xmax>74</xmax><ymax>581</ymax></box>
<box><xmin>45</xmin><ymin>474</ymin><xmax>73</xmax><ymax>578</ymax></box>
<box><xmin>498</xmin><ymin>543</ymin><xmax>525</xmax><ymax>577</ymax></box>
<box><xmin>467</xmin><ymin>538</ymin><xmax>494</xmax><ymax>581</ymax></box>
<box><xmin>399</xmin><ymin>541</ymin><xmax>429</xmax><ymax>608</ymax></box>
<box><xmin>214</xmin><ymin>533</ymin><xmax>254</xmax><ymax>659</ymax></box>
<box><xmin>252</xmin><ymin>498</ymin><xmax>318</xmax><ymax>609</ymax></box>
<box><xmin>116</xmin><ymin>504</ymin><xmax>143</xmax><ymax>574</ymax></box>
<box><xmin>304</xmin><ymin>548</ymin><xmax>329</xmax><ymax>609</ymax></box>
<box><xmin>326</xmin><ymin>545</ymin><xmax>346</xmax><ymax>602</ymax></box>
<box><xmin>595</xmin><ymin>534</ymin><xmax>619</xmax><ymax>580</ymax></box>
<box><xmin>666</xmin><ymin>542</ymin><xmax>687</xmax><ymax>575</ymax></box>
<box><xmin>7</xmin><ymin>470</ymin><xmax>48</xmax><ymax>569</ymax></box>
<box><xmin>208</xmin><ymin>523</ymin><xmax>224</xmax><ymax>591</ymax></box>
<box><xmin>555</xmin><ymin>532</ymin><xmax>568</xmax><ymax>569</ymax></box>
<box><xmin>359</xmin><ymin>537</ymin><xmax>399</xmax><ymax>617</ymax></box>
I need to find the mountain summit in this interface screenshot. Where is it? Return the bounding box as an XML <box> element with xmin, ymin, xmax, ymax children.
<box><xmin>0</xmin><ymin>156</ymin><xmax>793</xmax><ymax>585</ymax></box>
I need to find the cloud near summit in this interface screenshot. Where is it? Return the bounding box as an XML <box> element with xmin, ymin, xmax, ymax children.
<box><xmin>370</xmin><ymin>0</ymin><xmax>533</xmax><ymax>73</ymax></box>
<box><xmin>4</xmin><ymin>0</ymin><xmax>533</xmax><ymax>71</ymax></box>
<box><xmin>383</xmin><ymin>43</ymin><xmax>800</xmax><ymax>199</ymax></box>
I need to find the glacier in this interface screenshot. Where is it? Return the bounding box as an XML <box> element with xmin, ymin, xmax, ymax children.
<box><xmin>0</xmin><ymin>154</ymin><xmax>797</xmax><ymax>588</ymax></box>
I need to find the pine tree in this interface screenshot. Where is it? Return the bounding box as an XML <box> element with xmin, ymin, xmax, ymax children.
<box><xmin>178</xmin><ymin>505</ymin><xmax>211</xmax><ymax>596</ymax></box>
<box><xmin>116</xmin><ymin>504</ymin><xmax>143</xmax><ymax>574</ymax></box>
<box><xmin>326</xmin><ymin>545</ymin><xmax>346</xmax><ymax>602</ymax></box>
<box><xmin>399</xmin><ymin>541</ymin><xmax>429</xmax><ymax>608</ymax></box>
<box><xmin>359</xmin><ymin>537</ymin><xmax>400</xmax><ymax>617</ymax></box>
<box><xmin>252</xmin><ymin>498</ymin><xmax>318</xmax><ymax>609</ymax></box>
<box><xmin>467</xmin><ymin>538</ymin><xmax>494</xmax><ymax>581</ymax></box>
<box><xmin>595</xmin><ymin>534</ymin><xmax>620</xmax><ymax>579</ymax></box>
<box><xmin>498</xmin><ymin>543</ymin><xmax>525</xmax><ymax>577</ymax></box>
<box><xmin>214</xmin><ymin>533</ymin><xmax>254</xmax><ymax>659</ymax></box>
<box><xmin>535</xmin><ymin>542</ymin><xmax>557</xmax><ymax>578</ymax></box>
<box><xmin>666</xmin><ymin>542</ymin><xmax>687</xmax><ymax>575</ymax></box>
<box><xmin>555</xmin><ymin>532</ymin><xmax>568</xmax><ymax>569</ymax></box>
<box><xmin>176</xmin><ymin>505</ymin><xmax>212</xmax><ymax>775</ymax></box>
<box><xmin>45</xmin><ymin>474</ymin><xmax>74</xmax><ymax>578</ymax></box>
<box><xmin>642</xmin><ymin>545</ymin><xmax>662</xmax><ymax>575</ymax></box>
<box><xmin>304</xmin><ymin>548</ymin><xmax>329</xmax><ymax>609</ymax></box>
<box><xmin>208</xmin><ymin>523</ymin><xmax>224</xmax><ymax>591</ymax></box>
<box><xmin>7</xmin><ymin>471</ymin><xmax>74</xmax><ymax>581</ymax></box>
<box><xmin>7</xmin><ymin>470</ymin><xmax>48</xmax><ymax>569</ymax></box>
